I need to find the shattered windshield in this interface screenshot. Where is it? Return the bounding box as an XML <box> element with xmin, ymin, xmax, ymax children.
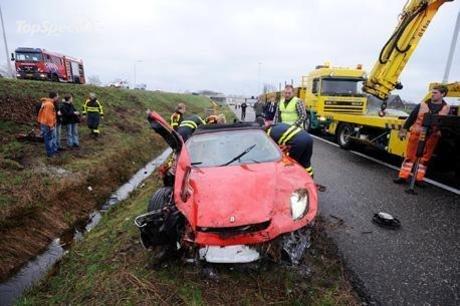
<box><xmin>186</xmin><ymin>129</ymin><xmax>281</xmax><ymax>167</ymax></box>
<box><xmin>15</xmin><ymin>52</ymin><xmax>43</xmax><ymax>62</ymax></box>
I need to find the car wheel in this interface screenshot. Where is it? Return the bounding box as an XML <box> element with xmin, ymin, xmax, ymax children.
<box><xmin>148</xmin><ymin>187</ymin><xmax>173</xmax><ymax>212</ymax></box>
<box><xmin>336</xmin><ymin>123</ymin><xmax>354</xmax><ymax>149</ymax></box>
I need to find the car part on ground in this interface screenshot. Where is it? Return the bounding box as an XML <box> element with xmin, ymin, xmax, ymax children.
<box><xmin>372</xmin><ymin>212</ymin><xmax>401</xmax><ymax>230</ymax></box>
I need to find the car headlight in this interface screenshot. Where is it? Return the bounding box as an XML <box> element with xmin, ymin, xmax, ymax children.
<box><xmin>290</xmin><ymin>189</ymin><xmax>309</xmax><ymax>220</ymax></box>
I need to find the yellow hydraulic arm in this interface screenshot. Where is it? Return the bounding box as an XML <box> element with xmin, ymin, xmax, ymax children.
<box><xmin>363</xmin><ymin>0</ymin><xmax>454</xmax><ymax>114</ymax></box>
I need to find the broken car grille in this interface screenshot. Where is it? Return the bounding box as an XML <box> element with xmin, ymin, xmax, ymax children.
<box><xmin>197</xmin><ymin>220</ymin><xmax>270</xmax><ymax>236</ymax></box>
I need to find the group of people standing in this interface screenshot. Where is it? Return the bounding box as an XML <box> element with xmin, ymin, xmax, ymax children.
<box><xmin>37</xmin><ymin>91</ymin><xmax>104</xmax><ymax>157</ymax></box>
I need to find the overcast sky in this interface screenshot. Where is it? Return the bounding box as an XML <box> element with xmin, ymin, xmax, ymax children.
<box><xmin>0</xmin><ymin>0</ymin><xmax>459</xmax><ymax>101</ymax></box>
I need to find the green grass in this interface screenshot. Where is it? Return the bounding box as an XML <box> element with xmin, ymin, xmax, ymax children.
<box><xmin>0</xmin><ymin>77</ymin><xmax>235</xmax><ymax>282</ymax></box>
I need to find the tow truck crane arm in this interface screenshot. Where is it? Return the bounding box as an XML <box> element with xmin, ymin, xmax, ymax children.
<box><xmin>363</xmin><ymin>0</ymin><xmax>454</xmax><ymax>115</ymax></box>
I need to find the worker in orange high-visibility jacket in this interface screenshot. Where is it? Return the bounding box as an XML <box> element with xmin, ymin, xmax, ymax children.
<box><xmin>394</xmin><ymin>85</ymin><xmax>450</xmax><ymax>185</ymax></box>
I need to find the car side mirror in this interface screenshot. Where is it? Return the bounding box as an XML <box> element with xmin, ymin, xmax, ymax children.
<box><xmin>10</xmin><ymin>53</ymin><xmax>15</xmax><ymax>61</ymax></box>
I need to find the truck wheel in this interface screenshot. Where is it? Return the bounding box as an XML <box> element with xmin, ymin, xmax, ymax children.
<box><xmin>148</xmin><ymin>187</ymin><xmax>173</xmax><ymax>212</ymax></box>
<box><xmin>336</xmin><ymin>123</ymin><xmax>354</xmax><ymax>149</ymax></box>
<box><xmin>304</xmin><ymin>114</ymin><xmax>312</xmax><ymax>132</ymax></box>
<box><xmin>51</xmin><ymin>74</ymin><xmax>59</xmax><ymax>82</ymax></box>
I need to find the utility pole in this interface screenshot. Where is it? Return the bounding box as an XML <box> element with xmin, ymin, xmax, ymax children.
<box><xmin>0</xmin><ymin>4</ymin><xmax>14</xmax><ymax>78</ymax></box>
<box><xmin>443</xmin><ymin>9</ymin><xmax>460</xmax><ymax>83</ymax></box>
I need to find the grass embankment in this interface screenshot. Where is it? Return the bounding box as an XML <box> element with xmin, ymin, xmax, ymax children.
<box><xmin>0</xmin><ymin>78</ymin><xmax>231</xmax><ymax>282</ymax></box>
<box><xmin>19</xmin><ymin>175</ymin><xmax>358</xmax><ymax>305</ymax></box>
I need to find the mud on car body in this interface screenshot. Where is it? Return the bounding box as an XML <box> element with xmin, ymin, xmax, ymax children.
<box><xmin>135</xmin><ymin>111</ymin><xmax>318</xmax><ymax>264</ymax></box>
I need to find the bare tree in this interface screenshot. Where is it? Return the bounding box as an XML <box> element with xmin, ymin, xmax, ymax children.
<box><xmin>263</xmin><ymin>83</ymin><xmax>277</xmax><ymax>93</ymax></box>
<box><xmin>87</xmin><ymin>75</ymin><xmax>102</xmax><ymax>86</ymax></box>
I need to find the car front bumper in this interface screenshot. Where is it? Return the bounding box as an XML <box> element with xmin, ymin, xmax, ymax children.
<box><xmin>199</xmin><ymin>245</ymin><xmax>260</xmax><ymax>263</ymax></box>
<box><xmin>196</xmin><ymin>226</ymin><xmax>312</xmax><ymax>264</ymax></box>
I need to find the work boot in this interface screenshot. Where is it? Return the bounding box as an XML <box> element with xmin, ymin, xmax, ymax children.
<box><xmin>393</xmin><ymin>177</ymin><xmax>407</xmax><ymax>184</ymax></box>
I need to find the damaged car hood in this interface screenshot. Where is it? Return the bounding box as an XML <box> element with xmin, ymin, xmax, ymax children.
<box><xmin>190</xmin><ymin>162</ymin><xmax>280</xmax><ymax>228</ymax></box>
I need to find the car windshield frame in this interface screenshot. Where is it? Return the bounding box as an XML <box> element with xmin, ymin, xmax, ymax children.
<box><xmin>185</xmin><ymin>129</ymin><xmax>282</xmax><ymax>168</ymax></box>
<box><xmin>321</xmin><ymin>77</ymin><xmax>366</xmax><ymax>97</ymax></box>
<box><xmin>15</xmin><ymin>52</ymin><xmax>43</xmax><ymax>62</ymax></box>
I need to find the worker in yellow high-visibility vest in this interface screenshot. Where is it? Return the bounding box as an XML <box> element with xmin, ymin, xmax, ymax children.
<box><xmin>82</xmin><ymin>92</ymin><xmax>104</xmax><ymax>137</ymax></box>
<box><xmin>170</xmin><ymin>103</ymin><xmax>186</xmax><ymax>130</ymax></box>
<box><xmin>273</xmin><ymin>85</ymin><xmax>306</xmax><ymax>127</ymax></box>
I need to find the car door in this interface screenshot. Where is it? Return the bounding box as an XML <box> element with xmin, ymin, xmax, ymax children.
<box><xmin>147</xmin><ymin>111</ymin><xmax>195</xmax><ymax>222</ymax></box>
<box><xmin>147</xmin><ymin>111</ymin><xmax>183</xmax><ymax>153</ymax></box>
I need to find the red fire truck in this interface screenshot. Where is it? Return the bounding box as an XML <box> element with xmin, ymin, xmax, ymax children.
<box><xmin>12</xmin><ymin>47</ymin><xmax>85</xmax><ymax>84</ymax></box>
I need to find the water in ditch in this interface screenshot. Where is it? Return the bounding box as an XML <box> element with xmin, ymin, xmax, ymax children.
<box><xmin>0</xmin><ymin>149</ymin><xmax>172</xmax><ymax>306</ymax></box>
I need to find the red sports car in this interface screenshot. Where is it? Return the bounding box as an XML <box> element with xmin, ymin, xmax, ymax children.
<box><xmin>135</xmin><ymin>112</ymin><xmax>318</xmax><ymax>264</ymax></box>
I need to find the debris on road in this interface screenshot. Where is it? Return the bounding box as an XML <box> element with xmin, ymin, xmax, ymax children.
<box><xmin>316</xmin><ymin>184</ymin><xmax>327</xmax><ymax>192</ymax></box>
<box><xmin>372</xmin><ymin>212</ymin><xmax>401</xmax><ymax>230</ymax></box>
<box><xmin>281</xmin><ymin>227</ymin><xmax>312</xmax><ymax>265</ymax></box>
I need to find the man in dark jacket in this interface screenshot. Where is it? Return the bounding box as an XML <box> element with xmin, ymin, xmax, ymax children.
<box><xmin>54</xmin><ymin>98</ymin><xmax>64</xmax><ymax>150</ymax></box>
<box><xmin>177</xmin><ymin>114</ymin><xmax>206</xmax><ymax>141</ymax></box>
<box><xmin>264</xmin><ymin>101</ymin><xmax>277</xmax><ymax>121</ymax></box>
<box><xmin>253</xmin><ymin>99</ymin><xmax>265</xmax><ymax>126</ymax></box>
<box><xmin>60</xmin><ymin>94</ymin><xmax>80</xmax><ymax>148</ymax></box>
<box><xmin>267</xmin><ymin>123</ymin><xmax>314</xmax><ymax>177</ymax></box>
<box><xmin>241</xmin><ymin>101</ymin><xmax>248</xmax><ymax>121</ymax></box>
<box><xmin>82</xmin><ymin>92</ymin><xmax>104</xmax><ymax>137</ymax></box>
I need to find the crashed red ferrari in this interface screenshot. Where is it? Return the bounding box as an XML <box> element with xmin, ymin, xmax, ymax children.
<box><xmin>135</xmin><ymin>112</ymin><xmax>318</xmax><ymax>264</ymax></box>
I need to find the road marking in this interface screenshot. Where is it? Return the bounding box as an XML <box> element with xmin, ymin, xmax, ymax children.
<box><xmin>311</xmin><ymin>134</ymin><xmax>460</xmax><ymax>196</ymax></box>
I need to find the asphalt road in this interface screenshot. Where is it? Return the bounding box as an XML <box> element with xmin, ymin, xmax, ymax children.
<box><xmin>232</xmin><ymin>104</ymin><xmax>256</xmax><ymax>122</ymax></box>
<box><xmin>232</xmin><ymin>106</ymin><xmax>460</xmax><ymax>305</ymax></box>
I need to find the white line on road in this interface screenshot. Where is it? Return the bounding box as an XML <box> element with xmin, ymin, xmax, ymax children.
<box><xmin>311</xmin><ymin>134</ymin><xmax>460</xmax><ymax>196</ymax></box>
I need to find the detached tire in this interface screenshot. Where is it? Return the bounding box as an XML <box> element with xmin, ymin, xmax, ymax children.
<box><xmin>336</xmin><ymin>123</ymin><xmax>354</xmax><ymax>149</ymax></box>
<box><xmin>148</xmin><ymin>187</ymin><xmax>173</xmax><ymax>212</ymax></box>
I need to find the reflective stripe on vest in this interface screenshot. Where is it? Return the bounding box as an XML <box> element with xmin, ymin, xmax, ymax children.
<box><xmin>180</xmin><ymin>120</ymin><xmax>198</xmax><ymax>129</ymax></box>
<box><xmin>279</xmin><ymin>97</ymin><xmax>299</xmax><ymax>124</ymax></box>
<box><xmin>171</xmin><ymin>113</ymin><xmax>180</xmax><ymax>127</ymax></box>
<box><xmin>86</xmin><ymin>106</ymin><xmax>101</xmax><ymax>113</ymax></box>
<box><xmin>416</xmin><ymin>164</ymin><xmax>427</xmax><ymax>181</ymax></box>
<box><xmin>278</xmin><ymin>125</ymin><xmax>302</xmax><ymax>145</ymax></box>
<box><xmin>399</xmin><ymin>160</ymin><xmax>413</xmax><ymax>179</ymax></box>
<box><xmin>410</xmin><ymin>100</ymin><xmax>450</xmax><ymax>134</ymax></box>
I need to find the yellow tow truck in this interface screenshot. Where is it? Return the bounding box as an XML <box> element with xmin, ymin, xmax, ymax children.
<box><xmin>260</xmin><ymin>0</ymin><xmax>458</xmax><ymax>159</ymax></box>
